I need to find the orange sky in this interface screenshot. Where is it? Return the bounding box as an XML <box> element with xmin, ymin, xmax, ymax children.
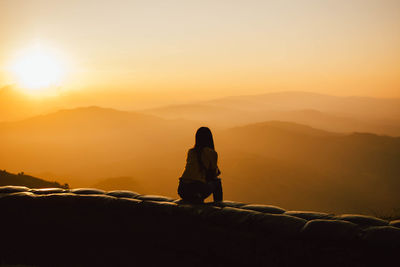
<box><xmin>0</xmin><ymin>0</ymin><xmax>399</xmax><ymax>102</ymax></box>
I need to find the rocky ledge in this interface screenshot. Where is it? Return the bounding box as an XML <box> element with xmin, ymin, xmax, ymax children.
<box><xmin>1</xmin><ymin>185</ymin><xmax>399</xmax><ymax>267</ymax></box>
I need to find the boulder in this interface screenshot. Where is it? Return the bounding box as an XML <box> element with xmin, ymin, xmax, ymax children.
<box><xmin>336</xmin><ymin>214</ymin><xmax>388</xmax><ymax>227</ymax></box>
<box><xmin>240</xmin><ymin>204</ymin><xmax>286</xmax><ymax>214</ymax></box>
<box><xmin>107</xmin><ymin>190</ymin><xmax>140</xmax><ymax>198</ymax></box>
<box><xmin>301</xmin><ymin>219</ymin><xmax>360</xmax><ymax>241</ymax></box>
<box><xmin>285</xmin><ymin>211</ymin><xmax>335</xmax><ymax>221</ymax></box>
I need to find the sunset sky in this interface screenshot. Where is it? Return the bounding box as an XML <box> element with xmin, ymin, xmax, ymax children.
<box><xmin>1</xmin><ymin>0</ymin><xmax>399</xmax><ymax>103</ymax></box>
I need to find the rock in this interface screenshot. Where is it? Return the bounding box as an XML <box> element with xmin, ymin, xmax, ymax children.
<box><xmin>389</xmin><ymin>220</ymin><xmax>400</xmax><ymax>228</ymax></box>
<box><xmin>70</xmin><ymin>188</ymin><xmax>106</xmax><ymax>195</ymax></box>
<box><xmin>240</xmin><ymin>204</ymin><xmax>286</xmax><ymax>214</ymax></box>
<box><xmin>285</xmin><ymin>211</ymin><xmax>335</xmax><ymax>221</ymax></box>
<box><xmin>363</xmin><ymin>226</ymin><xmax>400</xmax><ymax>246</ymax></box>
<box><xmin>107</xmin><ymin>190</ymin><xmax>140</xmax><ymax>198</ymax></box>
<box><xmin>336</xmin><ymin>214</ymin><xmax>388</xmax><ymax>227</ymax></box>
<box><xmin>136</xmin><ymin>195</ymin><xmax>175</xmax><ymax>202</ymax></box>
<box><xmin>0</xmin><ymin>185</ymin><xmax>30</xmax><ymax>193</ymax></box>
<box><xmin>301</xmin><ymin>219</ymin><xmax>360</xmax><ymax>241</ymax></box>
<box><xmin>30</xmin><ymin>188</ymin><xmax>67</xmax><ymax>194</ymax></box>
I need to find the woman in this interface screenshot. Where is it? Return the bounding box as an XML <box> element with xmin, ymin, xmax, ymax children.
<box><xmin>178</xmin><ymin>127</ymin><xmax>223</xmax><ymax>203</ymax></box>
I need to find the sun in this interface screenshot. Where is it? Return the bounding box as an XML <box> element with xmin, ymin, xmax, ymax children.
<box><xmin>10</xmin><ymin>44</ymin><xmax>66</xmax><ymax>96</ymax></box>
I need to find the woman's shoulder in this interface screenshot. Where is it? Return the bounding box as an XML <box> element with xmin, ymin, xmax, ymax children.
<box><xmin>203</xmin><ymin>147</ymin><xmax>218</xmax><ymax>157</ymax></box>
<box><xmin>187</xmin><ymin>148</ymin><xmax>197</xmax><ymax>157</ymax></box>
<box><xmin>188</xmin><ymin>147</ymin><xmax>217</xmax><ymax>155</ymax></box>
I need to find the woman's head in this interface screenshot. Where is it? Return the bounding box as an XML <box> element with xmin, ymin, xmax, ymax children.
<box><xmin>194</xmin><ymin>127</ymin><xmax>214</xmax><ymax>150</ymax></box>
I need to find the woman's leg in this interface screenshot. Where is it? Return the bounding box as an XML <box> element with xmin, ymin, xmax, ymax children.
<box><xmin>207</xmin><ymin>178</ymin><xmax>223</xmax><ymax>202</ymax></box>
<box><xmin>178</xmin><ymin>179</ymin><xmax>206</xmax><ymax>203</ymax></box>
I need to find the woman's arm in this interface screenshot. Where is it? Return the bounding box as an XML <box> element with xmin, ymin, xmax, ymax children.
<box><xmin>202</xmin><ymin>148</ymin><xmax>220</xmax><ymax>177</ymax></box>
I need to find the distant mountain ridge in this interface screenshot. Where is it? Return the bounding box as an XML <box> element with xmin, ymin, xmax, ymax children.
<box><xmin>1</xmin><ymin>104</ymin><xmax>399</xmax><ymax>214</ymax></box>
<box><xmin>2</xmin><ymin>88</ymin><xmax>400</xmax><ymax>135</ymax></box>
<box><xmin>0</xmin><ymin>170</ymin><xmax>68</xmax><ymax>188</ymax></box>
<box><xmin>142</xmin><ymin>91</ymin><xmax>400</xmax><ymax>135</ymax></box>
<box><xmin>205</xmin><ymin>91</ymin><xmax>400</xmax><ymax>117</ymax></box>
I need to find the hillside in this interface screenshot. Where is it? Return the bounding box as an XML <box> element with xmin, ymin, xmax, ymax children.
<box><xmin>218</xmin><ymin>122</ymin><xmax>400</xmax><ymax>213</ymax></box>
<box><xmin>0</xmin><ymin>106</ymin><xmax>399</xmax><ymax>214</ymax></box>
<box><xmin>142</xmin><ymin>91</ymin><xmax>400</xmax><ymax>135</ymax></box>
<box><xmin>206</xmin><ymin>91</ymin><xmax>400</xmax><ymax>120</ymax></box>
<box><xmin>0</xmin><ymin>170</ymin><xmax>68</xmax><ymax>188</ymax></box>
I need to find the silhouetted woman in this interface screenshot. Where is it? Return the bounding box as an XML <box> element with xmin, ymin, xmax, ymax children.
<box><xmin>178</xmin><ymin>127</ymin><xmax>223</xmax><ymax>203</ymax></box>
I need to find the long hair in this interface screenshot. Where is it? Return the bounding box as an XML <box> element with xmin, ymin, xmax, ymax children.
<box><xmin>194</xmin><ymin>127</ymin><xmax>219</xmax><ymax>177</ymax></box>
<box><xmin>194</xmin><ymin>127</ymin><xmax>215</xmax><ymax>150</ymax></box>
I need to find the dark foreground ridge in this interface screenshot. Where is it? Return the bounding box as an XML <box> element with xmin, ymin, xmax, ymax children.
<box><xmin>1</xmin><ymin>186</ymin><xmax>399</xmax><ymax>267</ymax></box>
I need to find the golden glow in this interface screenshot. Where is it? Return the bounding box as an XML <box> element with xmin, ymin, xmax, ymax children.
<box><xmin>11</xmin><ymin>44</ymin><xmax>65</xmax><ymax>96</ymax></box>
<box><xmin>0</xmin><ymin>1</ymin><xmax>399</xmax><ymax>100</ymax></box>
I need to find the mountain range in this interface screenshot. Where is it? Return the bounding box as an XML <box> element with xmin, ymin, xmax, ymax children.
<box><xmin>2</xmin><ymin>87</ymin><xmax>400</xmax><ymax>136</ymax></box>
<box><xmin>1</xmin><ymin>104</ymin><xmax>399</xmax><ymax>214</ymax></box>
<box><xmin>0</xmin><ymin>169</ymin><xmax>68</xmax><ymax>188</ymax></box>
<box><xmin>141</xmin><ymin>91</ymin><xmax>400</xmax><ymax>135</ymax></box>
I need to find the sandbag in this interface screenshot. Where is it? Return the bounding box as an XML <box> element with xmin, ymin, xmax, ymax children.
<box><xmin>136</xmin><ymin>195</ymin><xmax>175</xmax><ymax>202</ymax></box>
<box><xmin>301</xmin><ymin>219</ymin><xmax>360</xmax><ymax>241</ymax></box>
<box><xmin>207</xmin><ymin>207</ymin><xmax>262</xmax><ymax>228</ymax></box>
<box><xmin>140</xmin><ymin>200</ymin><xmax>178</xmax><ymax>216</ymax></box>
<box><xmin>0</xmin><ymin>185</ymin><xmax>30</xmax><ymax>193</ymax></box>
<box><xmin>30</xmin><ymin>188</ymin><xmax>66</xmax><ymax>194</ymax></box>
<box><xmin>336</xmin><ymin>214</ymin><xmax>388</xmax><ymax>227</ymax></box>
<box><xmin>285</xmin><ymin>211</ymin><xmax>335</xmax><ymax>221</ymax></box>
<box><xmin>389</xmin><ymin>220</ymin><xmax>400</xmax><ymax>228</ymax></box>
<box><xmin>363</xmin><ymin>226</ymin><xmax>400</xmax><ymax>246</ymax></box>
<box><xmin>212</xmin><ymin>200</ymin><xmax>246</xmax><ymax>208</ymax></box>
<box><xmin>253</xmin><ymin>213</ymin><xmax>307</xmax><ymax>237</ymax></box>
<box><xmin>70</xmin><ymin>188</ymin><xmax>106</xmax><ymax>195</ymax></box>
<box><xmin>106</xmin><ymin>190</ymin><xmax>139</xmax><ymax>198</ymax></box>
<box><xmin>241</xmin><ymin>204</ymin><xmax>286</xmax><ymax>214</ymax></box>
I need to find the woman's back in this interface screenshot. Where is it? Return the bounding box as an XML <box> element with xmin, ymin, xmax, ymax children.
<box><xmin>180</xmin><ymin>147</ymin><xmax>219</xmax><ymax>183</ymax></box>
<box><xmin>178</xmin><ymin>126</ymin><xmax>223</xmax><ymax>203</ymax></box>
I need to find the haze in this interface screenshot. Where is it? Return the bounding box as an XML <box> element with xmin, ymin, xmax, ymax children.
<box><xmin>1</xmin><ymin>1</ymin><xmax>400</xmax><ymax>216</ymax></box>
<box><xmin>1</xmin><ymin>0</ymin><xmax>400</xmax><ymax>105</ymax></box>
